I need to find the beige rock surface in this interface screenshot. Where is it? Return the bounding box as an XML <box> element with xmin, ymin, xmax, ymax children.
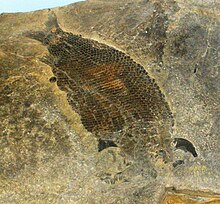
<box><xmin>0</xmin><ymin>0</ymin><xmax>219</xmax><ymax>203</ymax></box>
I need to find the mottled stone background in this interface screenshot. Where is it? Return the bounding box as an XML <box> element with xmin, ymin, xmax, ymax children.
<box><xmin>0</xmin><ymin>0</ymin><xmax>219</xmax><ymax>203</ymax></box>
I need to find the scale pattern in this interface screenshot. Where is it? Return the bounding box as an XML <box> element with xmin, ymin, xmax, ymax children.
<box><xmin>28</xmin><ymin>23</ymin><xmax>174</xmax><ymax>158</ymax></box>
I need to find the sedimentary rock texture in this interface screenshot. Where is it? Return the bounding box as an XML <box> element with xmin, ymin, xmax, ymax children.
<box><xmin>0</xmin><ymin>0</ymin><xmax>219</xmax><ymax>203</ymax></box>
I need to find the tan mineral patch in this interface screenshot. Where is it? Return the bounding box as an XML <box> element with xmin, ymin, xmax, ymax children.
<box><xmin>162</xmin><ymin>188</ymin><xmax>220</xmax><ymax>204</ymax></box>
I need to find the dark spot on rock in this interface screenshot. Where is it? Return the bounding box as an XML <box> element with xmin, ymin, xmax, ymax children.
<box><xmin>170</xmin><ymin>22</ymin><xmax>207</xmax><ymax>60</ymax></box>
<box><xmin>158</xmin><ymin>149</ymin><xmax>166</xmax><ymax>157</ymax></box>
<box><xmin>24</xmin><ymin>101</ymin><xmax>31</xmax><ymax>107</ymax></box>
<box><xmin>98</xmin><ymin>139</ymin><xmax>117</xmax><ymax>152</ymax></box>
<box><xmin>49</xmin><ymin>76</ymin><xmax>57</xmax><ymax>82</ymax></box>
<box><xmin>193</xmin><ymin>67</ymin><xmax>197</xmax><ymax>73</ymax></box>
<box><xmin>194</xmin><ymin>64</ymin><xmax>199</xmax><ymax>74</ymax></box>
<box><xmin>124</xmin><ymin>179</ymin><xmax>129</xmax><ymax>182</ymax></box>
<box><xmin>174</xmin><ymin>138</ymin><xmax>198</xmax><ymax>157</ymax></box>
<box><xmin>173</xmin><ymin>160</ymin><xmax>184</xmax><ymax>168</ymax></box>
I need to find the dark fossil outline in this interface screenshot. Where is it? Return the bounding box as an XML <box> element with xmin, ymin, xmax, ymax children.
<box><xmin>26</xmin><ymin>14</ymin><xmax>174</xmax><ymax>159</ymax></box>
